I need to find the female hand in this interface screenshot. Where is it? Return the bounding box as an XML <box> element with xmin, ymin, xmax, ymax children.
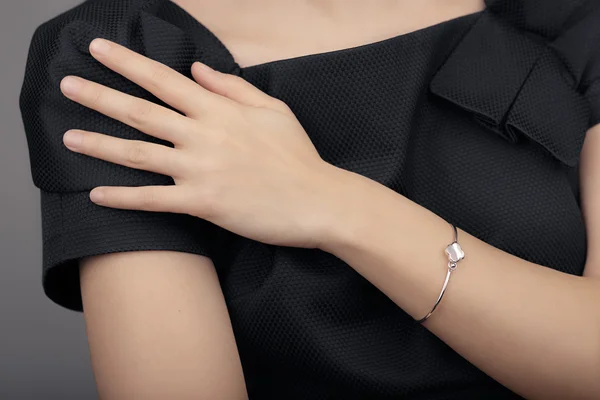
<box><xmin>59</xmin><ymin>38</ymin><xmax>349</xmax><ymax>248</ymax></box>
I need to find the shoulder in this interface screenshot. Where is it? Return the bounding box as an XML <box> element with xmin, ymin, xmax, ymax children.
<box><xmin>23</xmin><ymin>0</ymin><xmax>150</xmax><ymax>92</ymax></box>
<box><xmin>20</xmin><ymin>0</ymin><xmax>156</xmax><ymax>120</ymax></box>
<box><xmin>19</xmin><ymin>0</ymin><xmax>187</xmax><ymax>192</ymax></box>
<box><xmin>31</xmin><ymin>0</ymin><xmax>151</xmax><ymax>37</ymax></box>
<box><xmin>23</xmin><ymin>0</ymin><xmax>235</xmax><ymax>85</ymax></box>
<box><xmin>26</xmin><ymin>0</ymin><xmax>156</xmax><ymax>65</ymax></box>
<box><xmin>29</xmin><ymin>0</ymin><xmax>149</xmax><ymax>48</ymax></box>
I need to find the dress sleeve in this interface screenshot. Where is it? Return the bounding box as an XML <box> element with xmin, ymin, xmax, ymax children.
<box><xmin>587</xmin><ymin>80</ymin><xmax>600</xmax><ymax>128</ymax></box>
<box><xmin>19</xmin><ymin>3</ymin><xmax>219</xmax><ymax>312</ymax></box>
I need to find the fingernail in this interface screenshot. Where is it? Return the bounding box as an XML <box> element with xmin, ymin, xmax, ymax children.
<box><xmin>61</xmin><ymin>76</ymin><xmax>84</xmax><ymax>97</ymax></box>
<box><xmin>90</xmin><ymin>189</ymin><xmax>105</xmax><ymax>203</ymax></box>
<box><xmin>90</xmin><ymin>38</ymin><xmax>112</xmax><ymax>56</ymax></box>
<box><xmin>63</xmin><ymin>130</ymin><xmax>83</xmax><ymax>149</ymax></box>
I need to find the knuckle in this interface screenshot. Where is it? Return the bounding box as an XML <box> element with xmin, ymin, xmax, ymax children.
<box><xmin>149</xmin><ymin>65</ymin><xmax>172</xmax><ymax>88</ymax></box>
<box><xmin>197</xmin><ymin>154</ymin><xmax>221</xmax><ymax>172</ymax></box>
<box><xmin>89</xmin><ymin>135</ymin><xmax>108</xmax><ymax>155</ymax></box>
<box><xmin>140</xmin><ymin>189</ymin><xmax>157</xmax><ymax>209</ymax></box>
<box><xmin>73</xmin><ymin>130</ymin><xmax>89</xmax><ymax>149</ymax></box>
<box><xmin>273</xmin><ymin>99</ymin><xmax>292</xmax><ymax>114</ymax></box>
<box><xmin>196</xmin><ymin>185</ymin><xmax>218</xmax><ymax>218</ymax></box>
<box><xmin>126</xmin><ymin>141</ymin><xmax>149</xmax><ymax>165</ymax></box>
<box><xmin>85</xmin><ymin>133</ymin><xmax>106</xmax><ymax>155</ymax></box>
<box><xmin>224</xmin><ymin>73</ymin><xmax>242</xmax><ymax>84</ymax></box>
<box><xmin>127</xmin><ymin>100</ymin><xmax>153</xmax><ymax>125</ymax></box>
<box><xmin>90</xmin><ymin>87</ymin><xmax>104</xmax><ymax>107</ymax></box>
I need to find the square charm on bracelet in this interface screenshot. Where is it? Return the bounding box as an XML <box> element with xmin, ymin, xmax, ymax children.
<box><xmin>445</xmin><ymin>242</ymin><xmax>465</xmax><ymax>263</ymax></box>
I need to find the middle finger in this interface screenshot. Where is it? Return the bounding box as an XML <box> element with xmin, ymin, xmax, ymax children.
<box><xmin>60</xmin><ymin>75</ymin><xmax>194</xmax><ymax>146</ymax></box>
<box><xmin>88</xmin><ymin>38</ymin><xmax>218</xmax><ymax>118</ymax></box>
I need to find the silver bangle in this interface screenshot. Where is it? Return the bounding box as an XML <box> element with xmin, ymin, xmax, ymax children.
<box><xmin>415</xmin><ymin>223</ymin><xmax>465</xmax><ymax>324</ymax></box>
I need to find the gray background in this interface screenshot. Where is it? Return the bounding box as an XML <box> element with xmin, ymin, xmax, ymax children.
<box><xmin>1</xmin><ymin>0</ymin><xmax>98</xmax><ymax>398</ymax></box>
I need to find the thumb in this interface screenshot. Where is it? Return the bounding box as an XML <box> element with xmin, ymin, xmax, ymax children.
<box><xmin>191</xmin><ymin>62</ymin><xmax>291</xmax><ymax>114</ymax></box>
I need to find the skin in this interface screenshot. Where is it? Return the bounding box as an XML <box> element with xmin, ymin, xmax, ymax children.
<box><xmin>176</xmin><ymin>0</ymin><xmax>485</xmax><ymax>69</ymax></box>
<box><xmin>56</xmin><ymin>1</ymin><xmax>600</xmax><ymax>399</ymax></box>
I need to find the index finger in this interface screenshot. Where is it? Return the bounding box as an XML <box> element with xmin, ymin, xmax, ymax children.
<box><xmin>88</xmin><ymin>38</ymin><xmax>217</xmax><ymax>118</ymax></box>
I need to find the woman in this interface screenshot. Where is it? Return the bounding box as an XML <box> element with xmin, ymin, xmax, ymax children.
<box><xmin>18</xmin><ymin>0</ymin><xmax>600</xmax><ymax>398</ymax></box>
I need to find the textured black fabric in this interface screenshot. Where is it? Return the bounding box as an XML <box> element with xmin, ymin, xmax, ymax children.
<box><xmin>18</xmin><ymin>0</ymin><xmax>600</xmax><ymax>398</ymax></box>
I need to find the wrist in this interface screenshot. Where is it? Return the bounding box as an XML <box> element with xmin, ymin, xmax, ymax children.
<box><xmin>311</xmin><ymin>163</ymin><xmax>384</xmax><ymax>254</ymax></box>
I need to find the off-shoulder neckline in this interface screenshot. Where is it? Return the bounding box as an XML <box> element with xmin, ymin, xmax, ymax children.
<box><xmin>163</xmin><ymin>0</ymin><xmax>486</xmax><ymax>71</ymax></box>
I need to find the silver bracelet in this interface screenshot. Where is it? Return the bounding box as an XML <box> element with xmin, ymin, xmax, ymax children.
<box><xmin>415</xmin><ymin>223</ymin><xmax>465</xmax><ymax>324</ymax></box>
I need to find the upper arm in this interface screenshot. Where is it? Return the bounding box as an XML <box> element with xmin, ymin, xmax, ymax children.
<box><xmin>579</xmin><ymin>32</ymin><xmax>600</xmax><ymax>276</ymax></box>
<box><xmin>19</xmin><ymin>3</ymin><xmax>246</xmax><ymax>397</ymax></box>
<box><xmin>579</xmin><ymin>122</ymin><xmax>600</xmax><ymax>278</ymax></box>
<box><xmin>19</xmin><ymin>0</ymin><xmax>221</xmax><ymax>308</ymax></box>
<box><xmin>80</xmin><ymin>250</ymin><xmax>247</xmax><ymax>399</ymax></box>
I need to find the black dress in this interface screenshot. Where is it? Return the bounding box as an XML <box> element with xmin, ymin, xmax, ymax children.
<box><xmin>18</xmin><ymin>0</ymin><xmax>600</xmax><ymax>398</ymax></box>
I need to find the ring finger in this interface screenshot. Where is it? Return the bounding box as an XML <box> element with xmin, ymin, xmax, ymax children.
<box><xmin>63</xmin><ymin>129</ymin><xmax>185</xmax><ymax>178</ymax></box>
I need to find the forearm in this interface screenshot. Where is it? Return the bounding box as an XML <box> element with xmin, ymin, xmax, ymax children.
<box><xmin>317</xmin><ymin>165</ymin><xmax>600</xmax><ymax>400</ymax></box>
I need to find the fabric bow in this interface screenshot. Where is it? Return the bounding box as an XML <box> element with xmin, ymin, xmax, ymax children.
<box><xmin>430</xmin><ymin>0</ymin><xmax>600</xmax><ymax>167</ymax></box>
